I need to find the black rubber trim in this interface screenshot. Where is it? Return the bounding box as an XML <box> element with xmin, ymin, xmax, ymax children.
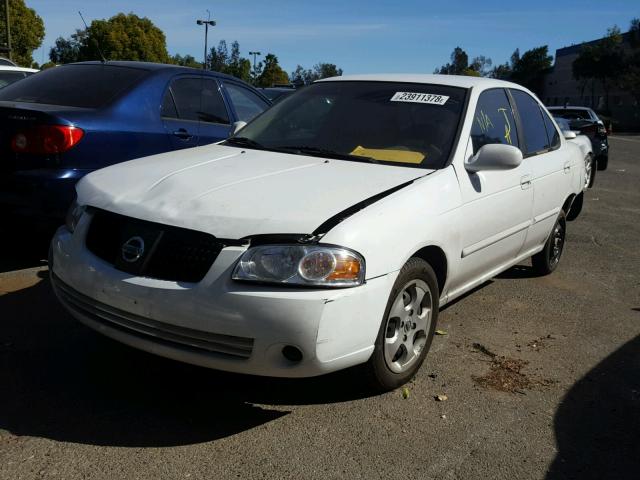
<box><xmin>311</xmin><ymin>178</ymin><xmax>422</xmax><ymax>237</ymax></box>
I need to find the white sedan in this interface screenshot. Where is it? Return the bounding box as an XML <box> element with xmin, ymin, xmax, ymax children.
<box><xmin>50</xmin><ymin>75</ymin><xmax>585</xmax><ymax>390</ymax></box>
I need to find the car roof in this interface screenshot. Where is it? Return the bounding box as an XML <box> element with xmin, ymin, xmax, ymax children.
<box><xmin>0</xmin><ymin>65</ymin><xmax>39</xmax><ymax>73</ymax></box>
<box><xmin>547</xmin><ymin>106</ymin><xmax>593</xmax><ymax>111</ymax></box>
<box><xmin>65</xmin><ymin>61</ymin><xmax>239</xmax><ymax>81</ymax></box>
<box><xmin>317</xmin><ymin>74</ymin><xmax>520</xmax><ymax>90</ymax></box>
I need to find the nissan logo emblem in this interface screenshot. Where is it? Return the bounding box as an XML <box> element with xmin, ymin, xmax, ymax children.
<box><xmin>121</xmin><ymin>236</ymin><xmax>145</xmax><ymax>263</ymax></box>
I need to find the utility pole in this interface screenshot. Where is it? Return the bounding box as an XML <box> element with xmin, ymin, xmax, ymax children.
<box><xmin>196</xmin><ymin>10</ymin><xmax>216</xmax><ymax>70</ymax></box>
<box><xmin>249</xmin><ymin>51</ymin><xmax>261</xmax><ymax>84</ymax></box>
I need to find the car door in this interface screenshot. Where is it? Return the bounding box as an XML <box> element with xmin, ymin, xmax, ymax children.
<box><xmin>195</xmin><ymin>77</ymin><xmax>234</xmax><ymax>146</ymax></box>
<box><xmin>455</xmin><ymin>88</ymin><xmax>533</xmax><ymax>284</ymax></box>
<box><xmin>509</xmin><ymin>89</ymin><xmax>567</xmax><ymax>252</ymax></box>
<box><xmin>221</xmin><ymin>81</ymin><xmax>271</xmax><ymax>123</ymax></box>
<box><xmin>161</xmin><ymin>77</ymin><xmax>202</xmax><ymax>149</ymax></box>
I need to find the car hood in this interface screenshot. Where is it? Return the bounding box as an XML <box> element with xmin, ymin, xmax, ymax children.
<box><xmin>77</xmin><ymin>144</ymin><xmax>430</xmax><ymax>238</ymax></box>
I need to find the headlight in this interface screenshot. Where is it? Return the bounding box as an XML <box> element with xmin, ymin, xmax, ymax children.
<box><xmin>65</xmin><ymin>200</ymin><xmax>86</xmax><ymax>233</ymax></box>
<box><xmin>232</xmin><ymin>244</ymin><xmax>365</xmax><ymax>287</ymax></box>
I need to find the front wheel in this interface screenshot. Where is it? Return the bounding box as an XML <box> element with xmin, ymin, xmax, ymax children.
<box><xmin>584</xmin><ymin>154</ymin><xmax>596</xmax><ymax>188</ymax></box>
<box><xmin>532</xmin><ymin>210</ymin><xmax>566</xmax><ymax>275</ymax></box>
<box><xmin>364</xmin><ymin>258</ymin><xmax>439</xmax><ymax>391</ymax></box>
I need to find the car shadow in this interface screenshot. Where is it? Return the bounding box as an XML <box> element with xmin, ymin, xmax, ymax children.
<box><xmin>495</xmin><ymin>264</ymin><xmax>544</xmax><ymax>279</ymax></box>
<box><xmin>0</xmin><ymin>271</ymin><xmax>375</xmax><ymax>448</ymax></box>
<box><xmin>546</xmin><ymin>334</ymin><xmax>640</xmax><ymax>479</ymax></box>
<box><xmin>0</xmin><ymin>227</ymin><xmax>53</xmax><ymax>273</ymax></box>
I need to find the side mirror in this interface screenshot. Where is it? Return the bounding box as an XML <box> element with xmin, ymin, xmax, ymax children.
<box><xmin>465</xmin><ymin>143</ymin><xmax>523</xmax><ymax>173</ymax></box>
<box><xmin>232</xmin><ymin>121</ymin><xmax>247</xmax><ymax>135</ymax></box>
<box><xmin>563</xmin><ymin>130</ymin><xmax>577</xmax><ymax>140</ymax></box>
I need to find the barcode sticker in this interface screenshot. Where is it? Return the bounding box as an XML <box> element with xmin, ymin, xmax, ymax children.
<box><xmin>390</xmin><ymin>92</ymin><xmax>449</xmax><ymax>105</ymax></box>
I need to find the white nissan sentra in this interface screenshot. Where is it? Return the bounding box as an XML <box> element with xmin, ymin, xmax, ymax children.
<box><xmin>50</xmin><ymin>75</ymin><xmax>585</xmax><ymax>390</ymax></box>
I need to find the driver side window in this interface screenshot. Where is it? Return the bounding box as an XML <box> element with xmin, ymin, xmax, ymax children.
<box><xmin>471</xmin><ymin>89</ymin><xmax>519</xmax><ymax>153</ymax></box>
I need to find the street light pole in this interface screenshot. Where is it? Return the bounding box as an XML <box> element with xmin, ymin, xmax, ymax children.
<box><xmin>249</xmin><ymin>51</ymin><xmax>261</xmax><ymax>84</ymax></box>
<box><xmin>196</xmin><ymin>11</ymin><xmax>216</xmax><ymax>70</ymax></box>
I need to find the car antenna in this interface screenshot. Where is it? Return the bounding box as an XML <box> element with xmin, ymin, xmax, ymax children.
<box><xmin>78</xmin><ymin>11</ymin><xmax>107</xmax><ymax>64</ymax></box>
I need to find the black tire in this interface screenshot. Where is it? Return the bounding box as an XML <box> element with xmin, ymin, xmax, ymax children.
<box><xmin>596</xmin><ymin>154</ymin><xmax>608</xmax><ymax>171</ymax></box>
<box><xmin>364</xmin><ymin>257</ymin><xmax>439</xmax><ymax>391</ymax></box>
<box><xmin>532</xmin><ymin>210</ymin><xmax>567</xmax><ymax>275</ymax></box>
<box><xmin>586</xmin><ymin>154</ymin><xmax>596</xmax><ymax>188</ymax></box>
<box><xmin>566</xmin><ymin>193</ymin><xmax>583</xmax><ymax>221</ymax></box>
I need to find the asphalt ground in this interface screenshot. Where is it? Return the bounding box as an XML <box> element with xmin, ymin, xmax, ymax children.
<box><xmin>1</xmin><ymin>136</ymin><xmax>639</xmax><ymax>479</ymax></box>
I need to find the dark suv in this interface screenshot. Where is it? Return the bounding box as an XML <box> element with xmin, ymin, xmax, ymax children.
<box><xmin>547</xmin><ymin>106</ymin><xmax>609</xmax><ymax>170</ymax></box>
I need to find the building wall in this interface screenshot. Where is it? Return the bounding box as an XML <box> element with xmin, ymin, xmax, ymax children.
<box><xmin>542</xmin><ymin>33</ymin><xmax>639</xmax><ymax>131</ymax></box>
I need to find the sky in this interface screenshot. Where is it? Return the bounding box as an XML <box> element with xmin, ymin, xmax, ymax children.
<box><xmin>29</xmin><ymin>0</ymin><xmax>638</xmax><ymax>74</ymax></box>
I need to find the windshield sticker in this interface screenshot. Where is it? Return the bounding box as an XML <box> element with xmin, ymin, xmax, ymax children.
<box><xmin>390</xmin><ymin>92</ymin><xmax>449</xmax><ymax>105</ymax></box>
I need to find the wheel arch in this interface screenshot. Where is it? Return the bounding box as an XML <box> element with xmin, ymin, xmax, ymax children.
<box><xmin>409</xmin><ymin>245</ymin><xmax>448</xmax><ymax>295</ymax></box>
<box><xmin>565</xmin><ymin>192</ymin><xmax>583</xmax><ymax>221</ymax></box>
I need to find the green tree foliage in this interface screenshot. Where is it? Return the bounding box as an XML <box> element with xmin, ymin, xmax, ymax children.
<box><xmin>509</xmin><ymin>45</ymin><xmax>553</xmax><ymax>95</ymax></box>
<box><xmin>170</xmin><ymin>53</ymin><xmax>201</xmax><ymax>69</ymax></box>
<box><xmin>290</xmin><ymin>62</ymin><xmax>344</xmax><ymax>85</ymax></box>
<box><xmin>50</xmin><ymin>13</ymin><xmax>170</xmax><ymax>64</ymax></box>
<box><xmin>256</xmin><ymin>53</ymin><xmax>289</xmax><ymax>87</ymax></box>
<box><xmin>49</xmin><ymin>29</ymin><xmax>86</xmax><ymax>64</ymax></box>
<box><xmin>0</xmin><ymin>0</ymin><xmax>45</xmax><ymax>67</ymax></box>
<box><xmin>618</xmin><ymin>19</ymin><xmax>640</xmax><ymax>104</ymax></box>
<box><xmin>207</xmin><ymin>40</ymin><xmax>252</xmax><ymax>82</ymax></box>
<box><xmin>435</xmin><ymin>47</ymin><xmax>491</xmax><ymax>77</ymax></box>
<box><xmin>572</xmin><ymin>28</ymin><xmax>624</xmax><ymax>111</ymax></box>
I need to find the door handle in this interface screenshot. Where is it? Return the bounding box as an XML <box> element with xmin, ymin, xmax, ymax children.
<box><xmin>172</xmin><ymin>128</ymin><xmax>193</xmax><ymax>140</ymax></box>
<box><xmin>563</xmin><ymin>161</ymin><xmax>571</xmax><ymax>173</ymax></box>
<box><xmin>520</xmin><ymin>174</ymin><xmax>532</xmax><ymax>189</ymax></box>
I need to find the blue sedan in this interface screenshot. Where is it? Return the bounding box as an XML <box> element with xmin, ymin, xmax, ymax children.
<box><xmin>0</xmin><ymin>61</ymin><xmax>271</xmax><ymax>227</ymax></box>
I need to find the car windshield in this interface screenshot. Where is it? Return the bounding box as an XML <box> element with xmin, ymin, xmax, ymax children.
<box><xmin>550</xmin><ymin>109</ymin><xmax>592</xmax><ymax>121</ymax></box>
<box><xmin>553</xmin><ymin>116</ymin><xmax>571</xmax><ymax>131</ymax></box>
<box><xmin>229</xmin><ymin>81</ymin><xmax>467</xmax><ymax>169</ymax></box>
<box><xmin>0</xmin><ymin>64</ymin><xmax>149</xmax><ymax>108</ymax></box>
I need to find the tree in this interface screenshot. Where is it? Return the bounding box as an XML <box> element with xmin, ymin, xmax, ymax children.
<box><xmin>572</xmin><ymin>28</ymin><xmax>624</xmax><ymax>111</ymax></box>
<box><xmin>435</xmin><ymin>47</ymin><xmax>491</xmax><ymax>77</ymax></box>
<box><xmin>510</xmin><ymin>46</ymin><xmax>553</xmax><ymax>96</ymax></box>
<box><xmin>618</xmin><ymin>19</ymin><xmax>640</xmax><ymax>105</ymax></box>
<box><xmin>435</xmin><ymin>46</ymin><xmax>469</xmax><ymax>75</ymax></box>
<box><xmin>291</xmin><ymin>62</ymin><xmax>344</xmax><ymax>85</ymax></box>
<box><xmin>256</xmin><ymin>53</ymin><xmax>289</xmax><ymax>87</ymax></box>
<box><xmin>0</xmin><ymin>0</ymin><xmax>45</xmax><ymax>67</ymax></box>
<box><xmin>170</xmin><ymin>53</ymin><xmax>201</xmax><ymax>69</ymax></box>
<box><xmin>49</xmin><ymin>29</ymin><xmax>86</xmax><ymax>64</ymax></box>
<box><xmin>52</xmin><ymin>13</ymin><xmax>170</xmax><ymax>64</ymax></box>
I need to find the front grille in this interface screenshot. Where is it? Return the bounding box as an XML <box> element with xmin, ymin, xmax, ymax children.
<box><xmin>86</xmin><ymin>209</ymin><xmax>223</xmax><ymax>283</ymax></box>
<box><xmin>52</xmin><ymin>274</ymin><xmax>254</xmax><ymax>360</ymax></box>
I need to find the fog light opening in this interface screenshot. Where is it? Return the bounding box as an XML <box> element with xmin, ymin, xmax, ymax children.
<box><xmin>282</xmin><ymin>345</ymin><xmax>303</xmax><ymax>363</ymax></box>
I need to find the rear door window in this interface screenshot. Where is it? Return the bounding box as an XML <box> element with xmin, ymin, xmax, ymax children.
<box><xmin>541</xmin><ymin>109</ymin><xmax>560</xmax><ymax>149</ymax></box>
<box><xmin>511</xmin><ymin>90</ymin><xmax>550</xmax><ymax>155</ymax></box>
<box><xmin>0</xmin><ymin>64</ymin><xmax>148</xmax><ymax>107</ymax></box>
<box><xmin>224</xmin><ymin>82</ymin><xmax>269</xmax><ymax>122</ymax></box>
<box><xmin>167</xmin><ymin>77</ymin><xmax>229</xmax><ymax>124</ymax></box>
<box><xmin>470</xmin><ymin>88</ymin><xmax>519</xmax><ymax>153</ymax></box>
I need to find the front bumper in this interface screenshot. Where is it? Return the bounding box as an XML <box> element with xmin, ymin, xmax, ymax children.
<box><xmin>50</xmin><ymin>219</ymin><xmax>396</xmax><ymax>378</ymax></box>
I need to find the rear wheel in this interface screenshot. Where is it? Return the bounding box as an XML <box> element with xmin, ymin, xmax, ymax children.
<box><xmin>597</xmin><ymin>154</ymin><xmax>608</xmax><ymax>171</ymax></box>
<box><xmin>364</xmin><ymin>258</ymin><xmax>439</xmax><ymax>391</ymax></box>
<box><xmin>532</xmin><ymin>210</ymin><xmax>566</xmax><ymax>275</ymax></box>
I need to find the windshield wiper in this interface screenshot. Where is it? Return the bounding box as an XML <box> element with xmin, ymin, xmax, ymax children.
<box><xmin>274</xmin><ymin>145</ymin><xmax>378</xmax><ymax>163</ymax></box>
<box><xmin>224</xmin><ymin>137</ymin><xmax>266</xmax><ymax>150</ymax></box>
